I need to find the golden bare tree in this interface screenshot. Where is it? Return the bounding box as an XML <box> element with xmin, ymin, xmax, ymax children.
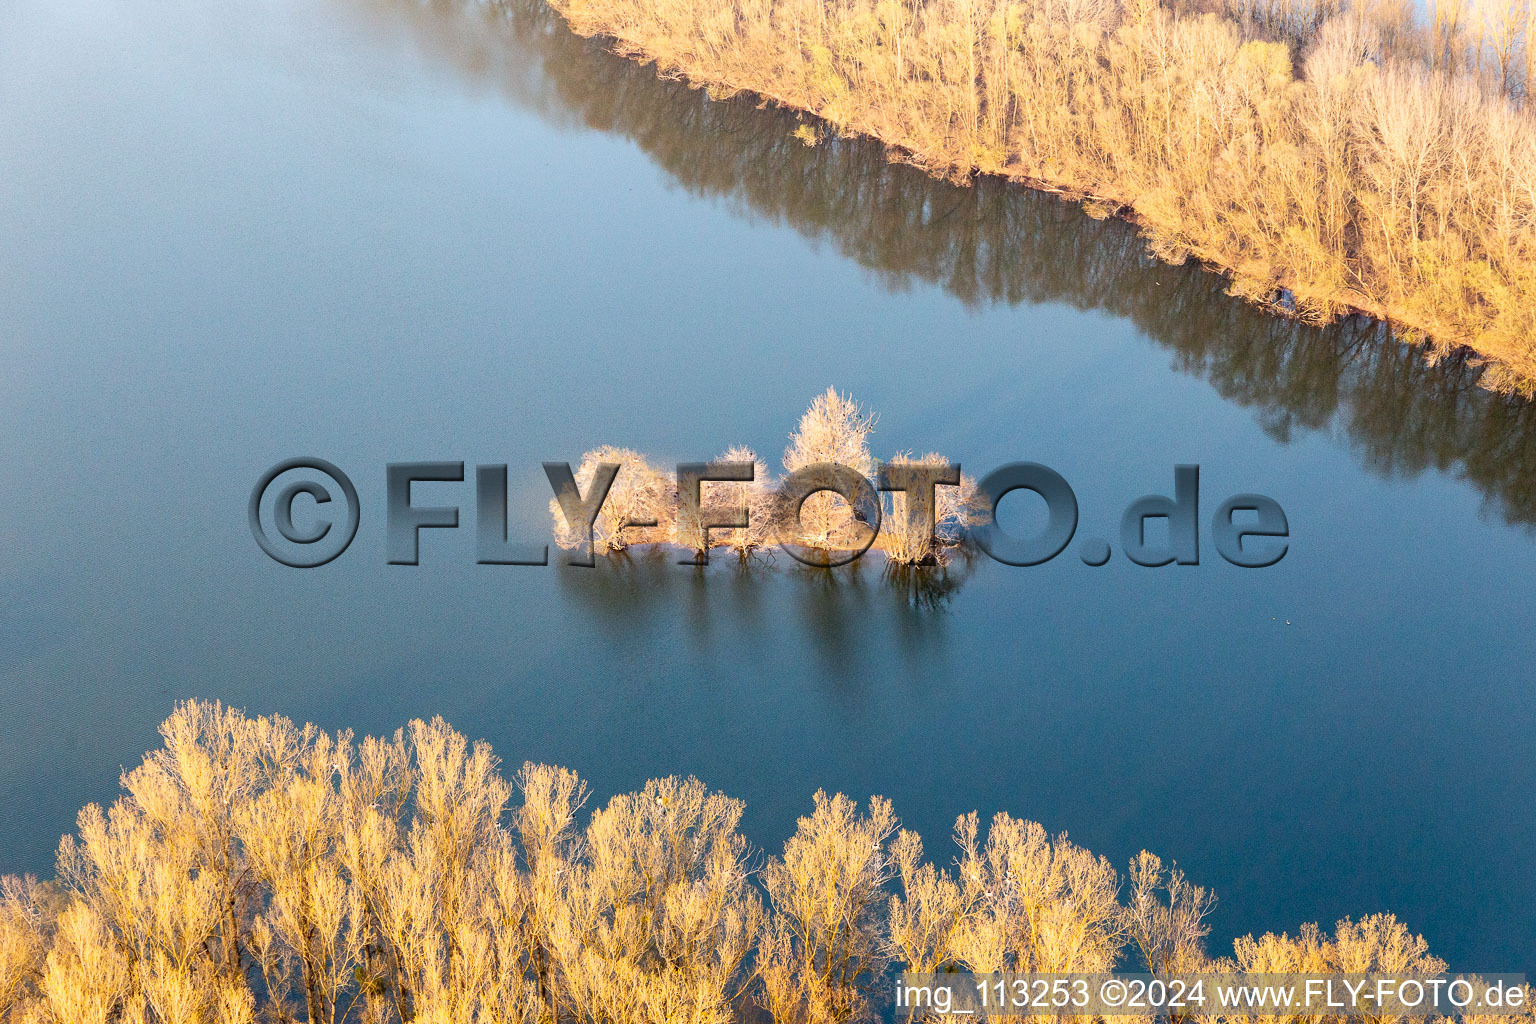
<box><xmin>781</xmin><ymin>388</ymin><xmax>878</xmax><ymax>554</ymax></box>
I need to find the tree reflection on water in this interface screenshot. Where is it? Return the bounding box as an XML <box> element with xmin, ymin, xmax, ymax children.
<box><xmin>344</xmin><ymin>0</ymin><xmax>1536</xmax><ymax>533</ymax></box>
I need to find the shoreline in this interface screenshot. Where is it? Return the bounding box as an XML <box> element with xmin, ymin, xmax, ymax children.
<box><xmin>542</xmin><ymin>1</ymin><xmax>1535</xmax><ymax>395</ymax></box>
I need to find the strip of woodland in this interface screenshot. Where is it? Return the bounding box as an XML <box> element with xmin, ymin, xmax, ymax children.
<box><xmin>544</xmin><ymin>0</ymin><xmax>1536</xmax><ymax>391</ymax></box>
<box><xmin>0</xmin><ymin>701</ymin><xmax>1494</xmax><ymax>1023</ymax></box>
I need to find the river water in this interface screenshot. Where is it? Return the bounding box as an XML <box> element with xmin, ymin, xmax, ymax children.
<box><xmin>2</xmin><ymin>0</ymin><xmax>1534</xmax><ymax>971</ymax></box>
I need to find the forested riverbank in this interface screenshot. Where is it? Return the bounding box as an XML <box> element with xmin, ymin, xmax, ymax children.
<box><xmin>544</xmin><ymin>0</ymin><xmax>1536</xmax><ymax>391</ymax></box>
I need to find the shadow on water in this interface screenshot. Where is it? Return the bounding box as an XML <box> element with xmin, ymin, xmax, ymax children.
<box><xmin>554</xmin><ymin>546</ymin><xmax>972</xmax><ymax>611</ymax></box>
<box><xmin>552</xmin><ymin>547</ymin><xmax>972</xmax><ymax>672</ymax></box>
<box><xmin>349</xmin><ymin>0</ymin><xmax>1536</xmax><ymax>527</ymax></box>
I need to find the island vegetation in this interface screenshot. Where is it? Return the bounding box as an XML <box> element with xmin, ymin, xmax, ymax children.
<box><xmin>541</xmin><ymin>0</ymin><xmax>1536</xmax><ymax>391</ymax></box>
<box><xmin>0</xmin><ymin>701</ymin><xmax>1496</xmax><ymax>1024</ymax></box>
<box><xmin>550</xmin><ymin>388</ymin><xmax>984</xmax><ymax>566</ymax></box>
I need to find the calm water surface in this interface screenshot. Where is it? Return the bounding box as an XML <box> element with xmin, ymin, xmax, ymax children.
<box><xmin>3</xmin><ymin>0</ymin><xmax>1535</xmax><ymax>971</ymax></box>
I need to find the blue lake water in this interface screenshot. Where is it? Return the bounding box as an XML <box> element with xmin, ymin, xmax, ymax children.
<box><xmin>2</xmin><ymin>0</ymin><xmax>1534</xmax><ymax>971</ymax></box>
